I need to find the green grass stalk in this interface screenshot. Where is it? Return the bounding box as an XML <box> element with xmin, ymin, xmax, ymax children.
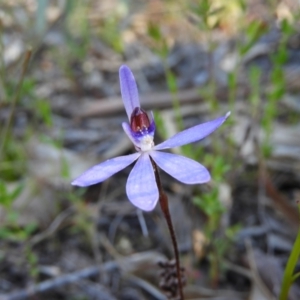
<box><xmin>0</xmin><ymin>49</ymin><xmax>32</xmax><ymax>161</ymax></box>
<box><xmin>279</xmin><ymin>208</ymin><xmax>300</xmax><ymax>300</ymax></box>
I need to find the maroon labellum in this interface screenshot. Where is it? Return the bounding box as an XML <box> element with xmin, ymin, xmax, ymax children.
<box><xmin>130</xmin><ymin>107</ymin><xmax>150</xmax><ymax>132</ymax></box>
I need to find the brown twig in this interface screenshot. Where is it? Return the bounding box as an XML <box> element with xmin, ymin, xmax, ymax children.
<box><xmin>255</xmin><ymin>137</ymin><xmax>299</xmax><ymax>229</ymax></box>
<box><xmin>73</xmin><ymin>85</ymin><xmax>238</xmax><ymax>118</ymax></box>
<box><xmin>0</xmin><ymin>252</ymin><xmax>165</xmax><ymax>300</ymax></box>
<box><xmin>0</xmin><ymin>264</ymin><xmax>109</xmax><ymax>300</ymax></box>
<box><xmin>27</xmin><ymin>207</ymin><xmax>74</xmax><ymax>247</ymax></box>
<box><xmin>245</xmin><ymin>240</ymin><xmax>277</xmax><ymax>300</ymax></box>
<box><xmin>76</xmin><ymin>279</ymin><xmax>117</xmax><ymax>300</ymax></box>
<box><xmin>263</xmin><ymin>174</ymin><xmax>299</xmax><ymax>228</ymax></box>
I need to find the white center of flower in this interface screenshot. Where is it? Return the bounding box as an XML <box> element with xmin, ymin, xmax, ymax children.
<box><xmin>140</xmin><ymin>135</ymin><xmax>154</xmax><ymax>152</ymax></box>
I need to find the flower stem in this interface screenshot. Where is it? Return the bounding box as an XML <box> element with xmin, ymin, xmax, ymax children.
<box><xmin>151</xmin><ymin>158</ymin><xmax>185</xmax><ymax>300</ymax></box>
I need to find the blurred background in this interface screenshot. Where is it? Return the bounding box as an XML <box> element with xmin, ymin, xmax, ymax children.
<box><xmin>1</xmin><ymin>0</ymin><xmax>300</xmax><ymax>299</ymax></box>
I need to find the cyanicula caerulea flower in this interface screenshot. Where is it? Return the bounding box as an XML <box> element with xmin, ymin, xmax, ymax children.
<box><xmin>72</xmin><ymin>65</ymin><xmax>230</xmax><ymax>211</ymax></box>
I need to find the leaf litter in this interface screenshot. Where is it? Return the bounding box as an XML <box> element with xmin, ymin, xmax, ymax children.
<box><xmin>1</xmin><ymin>1</ymin><xmax>300</xmax><ymax>299</ymax></box>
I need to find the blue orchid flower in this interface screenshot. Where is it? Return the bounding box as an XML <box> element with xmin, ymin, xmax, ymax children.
<box><xmin>72</xmin><ymin>65</ymin><xmax>230</xmax><ymax>211</ymax></box>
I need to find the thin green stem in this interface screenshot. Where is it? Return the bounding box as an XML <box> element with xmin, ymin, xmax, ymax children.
<box><xmin>292</xmin><ymin>272</ymin><xmax>300</xmax><ymax>282</ymax></box>
<box><xmin>0</xmin><ymin>48</ymin><xmax>32</xmax><ymax>161</ymax></box>
<box><xmin>150</xmin><ymin>158</ymin><xmax>184</xmax><ymax>300</ymax></box>
<box><xmin>279</xmin><ymin>222</ymin><xmax>300</xmax><ymax>300</ymax></box>
<box><xmin>0</xmin><ymin>26</ymin><xmax>7</xmax><ymax>97</ymax></box>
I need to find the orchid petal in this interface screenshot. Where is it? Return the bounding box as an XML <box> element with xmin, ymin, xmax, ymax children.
<box><xmin>122</xmin><ymin>122</ymin><xmax>138</xmax><ymax>147</ymax></box>
<box><xmin>154</xmin><ymin>112</ymin><xmax>230</xmax><ymax>150</ymax></box>
<box><xmin>119</xmin><ymin>65</ymin><xmax>140</xmax><ymax>120</ymax></box>
<box><xmin>71</xmin><ymin>153</ymin><xmax>141</xmax><ymax>187</ymax></box>
<box><xmin>150</xmin><ymin>151</ymin><xmax>210</xmax><ymax>184</ymax></box>
<box><xmin>126</xmin><ymin>153</ymin><xmax>158</xmax><ymax>211</ymax></box>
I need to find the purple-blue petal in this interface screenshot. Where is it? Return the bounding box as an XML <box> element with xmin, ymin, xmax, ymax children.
<box><xmin>71</xmin><ymin>153</ymin><xmax>141</xmax><ymax>187</ymax></box>
<box><xmin>119</xmin><ymin>65</ymin><xmax>140</xmax><ymax>120</ymax></box>
<box><xmin>154</xmin><ymin>112</ymin><xmax>230</xmax><ymax>150</ymax></box>
<box><xmin>126</xmin><ymin>153</ymin><xmax>158</xmax><ymax>211</ymax></box>
<box><xmin>122</xmin><ymin>122</ymin><xmax>138</xmax><ymax>147</ymax></box>
<box><xmin>150</xmin><ymin>151</ymin><xmax>210</xmax><ymax>184</ymax></box>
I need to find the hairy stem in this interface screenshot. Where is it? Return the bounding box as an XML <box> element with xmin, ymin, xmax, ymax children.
<box><xmin>151</xmin><ymin>158</ymin><xmax>184</xmax><ymax>300</ymax></box>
